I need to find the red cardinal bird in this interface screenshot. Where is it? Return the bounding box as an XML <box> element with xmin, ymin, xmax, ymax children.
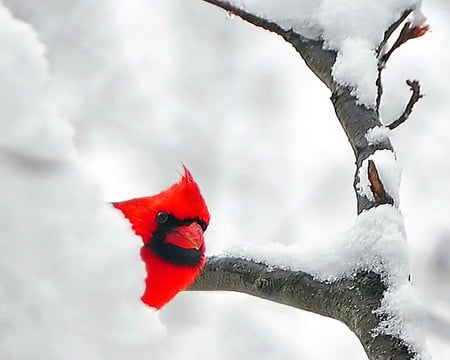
<box><xmin>113</xmin><ymin>167</ymin><xmax>210</xmax><ymax>309</ymax></box>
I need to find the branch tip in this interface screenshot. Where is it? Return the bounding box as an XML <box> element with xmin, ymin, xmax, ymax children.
<box><xmin>380</xmin><ymin>21</ymin><xmax>430</xmax><ymax>66</ymax></box>
<box><xmin>377</xmin><ymin>9</ymin><xmax>413</xmax><ymax>57</ymax></box>
<box><xmin>388</xmin><ymin>79</ymin><xmax>423</xmax><ymax>130</ymax></box>
<box><xmin>202</xmin><ymin>0</ymin><xmax>289</xmax><ymax>39</ymax></box>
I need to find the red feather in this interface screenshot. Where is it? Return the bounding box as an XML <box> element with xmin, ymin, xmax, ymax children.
<box><xmin>113</xmin><ymin>167</ymin><xmax>209</xmax><ymax>309</ymax></box>
<box><xmin>139</xmin><ymin>246</ymin><xmax>205</xmax><ymax>309</ymax></box>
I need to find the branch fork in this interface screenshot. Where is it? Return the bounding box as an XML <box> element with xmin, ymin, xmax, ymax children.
<box><xmin>376</xmin><ymin>11</ymin><xmax>428</xmax><ymax>126</ymax></box>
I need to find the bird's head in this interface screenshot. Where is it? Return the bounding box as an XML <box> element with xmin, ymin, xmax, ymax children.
<box><xmin>113</xmin><ymin>167</ymin><xmax>209</xmax><ymax>309</ymax></box>
<box><xmin>113</xmin><ymin>166</ymin><xmax>210</xmax><ymax>266</ymax></box>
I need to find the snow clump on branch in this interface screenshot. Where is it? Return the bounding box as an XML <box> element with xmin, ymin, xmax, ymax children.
<box><xmin>227</xmin><ymin>0</ymin><xmax>423</xmax><ymax>106</ymax></box>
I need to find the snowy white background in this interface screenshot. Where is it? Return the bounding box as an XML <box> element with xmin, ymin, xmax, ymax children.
<box><xmin>1</xmin><ymin>0</ymin><xmax>449</xmax><ymax>359</ymax></box>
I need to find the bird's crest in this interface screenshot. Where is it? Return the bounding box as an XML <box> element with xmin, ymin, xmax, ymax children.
<box><xmin>113</xmin><ymin>167</ymin><xmax>209</xmax><ymax>242</ymax></box>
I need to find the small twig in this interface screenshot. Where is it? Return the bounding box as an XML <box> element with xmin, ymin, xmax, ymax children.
<box><xmin>380</xmin><ymin>22</ymin><xmax>430</xmax><ymax>66</ymax></box>
<box><xmin>376</xmin><ymin>68</ymin><xmax>383</xmax><ymax>114</ymax></box>
<box><xmin>388</xmin><ymin>80</ymin><xmax>423</xmax><ymax>130</ymax></box>
<box><xmin>376</xmin><ymin>13</ymin><xmax>428</xmax><ymax>113</ymax></box>
<box><xmin>375</xmin><ymin>10</ymin><xmax>411</xmax><ymax>114</ymax></box>
<box><xmin>377</xmin><ymin>9</ymin><xmax>413</xmax><ymax>57</ymax></box>
<box><xmin>201</xmin><ymin>0</ymin><xmax>290</xmax><ymax>40</ymax></box>
<box><xmin>200</xmin><ymin>0</ymin><xmax>337</xmax><ymax>90</ymax></box>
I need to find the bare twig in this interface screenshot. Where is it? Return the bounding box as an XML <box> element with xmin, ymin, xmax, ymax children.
<box><xmin>376</xmin><ymin>68</ymin><xmax>384</xmax><ymax>114</ymax></box>
<box><xmin>377</xmin><ymin>9</ymin><xmax>413</xmax><ymax>57</ymax></box>
<box><xmin>202</xmin><ymin>0</ymin><xmax>290</xmax><ymax>39</ymax></box>
<box><xmin>376</xmin><ymin>10</ymin><xmax>415</xmax><ymax>113</ymax></box>
<box><xmin>380</xmin><ymin>22</ymin><xmax>430</xmax><ymax>66</ymax></box>
<box><xmin>201</xmin><ymin>0</ymin><xmax>338</xmax><ymax>90</ymax></box>
<box><xmin>388</xmin><ymin>80</ymin><xmax>423</xmax><ymax>130</ymax></box>
<box><xmin>376</xmin><ymin>12</ymin><xmax>428</xmax><ymax>112</ymax></box>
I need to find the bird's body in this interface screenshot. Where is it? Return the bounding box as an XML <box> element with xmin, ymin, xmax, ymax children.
<box><xmin>113</xmin><ymin>168</ymin><xmax>209</xmax><ymax>309</ymax></box>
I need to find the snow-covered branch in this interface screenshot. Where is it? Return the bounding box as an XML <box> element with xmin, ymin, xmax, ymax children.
<box><xmin>193</xmin><ymin>205</ymin><xmax>426</xmax><ymax>359</ymax></box>
<box><xmin>201</xmin><ymin>0</ymin><xmax>399</xmax><ymax>213</ymax></box>
<box><xmin>192</xmin><ymin>1</ymin><xmax>428</xmax><ymax>359</ymax></box>
<box><xmin>192</xmin><ymin>256</ymin><xmax>414</xmax><ymax>360</ymax></box>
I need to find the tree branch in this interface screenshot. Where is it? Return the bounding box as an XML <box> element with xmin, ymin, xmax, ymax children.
<box><xmin>190</xmin><ymin>256</ymin><xmax>337</xmax><ymax>317</ymax></box>
<box><xmin>380</xmin><ymin>22</ymin><xmax>430</xmax><ymax>66</ymax></box>
<box><xmin>388</xmin><ymin>80</ymin><xmax>423</xmax><ymax>130</ymax></box>
<box><xmin>201</xmin><ymin>0</ymin><xmax>337</xmax><ymax>89</ymax></box>
<box><xmin>201</xmin><ymin>0</ymin><xmax>294</xmax><ymax>40</ymax></box>
<box><xmin>202</xmin><ymin>1</ymin><xmax>392</xmax><ymax>214</ymax></box>
<box><xmin>376</xmin><ymin>10</ymin><xmax>413</xmax><ymax>57</ymax></box>
<box><xmin>191</xmin><ymin>2</ymin><xmax>426</xmax><ymax>359</ymax></box>
<box><xmin>191</xmin><ymin>256</ymin><xmax>415</xmax><ymax>360</ymax></box>
<box><xmin>375</xmin><ymin>10</ymin><xmax>426</xmax><ymax>118</ymax></box>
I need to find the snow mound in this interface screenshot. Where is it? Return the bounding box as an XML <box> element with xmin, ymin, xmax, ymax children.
<box><xmin>0</xmin><ymin>5</ymin><xmax>165</xmax><ymax>359</ymax></box>
<box><xmin>0</xmin><ymin>6</ymin><xmax>74</xmax><ymax>161</ymax></box>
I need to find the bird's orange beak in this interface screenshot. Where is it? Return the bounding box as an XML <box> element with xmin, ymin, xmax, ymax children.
<box><xmin>165</xmin><ymin>222</ymin><xmax>204</xmax><ymax>250</ymax></box>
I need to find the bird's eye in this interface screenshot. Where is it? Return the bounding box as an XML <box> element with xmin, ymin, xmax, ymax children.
<box><xmin>156</xmin><ymin>211</ymin><xmax>169</xmax><ymax>224</ymax></box>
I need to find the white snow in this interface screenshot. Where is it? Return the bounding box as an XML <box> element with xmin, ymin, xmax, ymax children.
<box><xmin>0</xmin><ymin>5</ymin><xmax>165</xmax><ymax>359</ymax></box>
<box><xmin>225</xmin><ymin>205</ymin><xmax>409</xmax><ymax>284</ymax></box>
<box><xmin>225</xmin><ymin>205</ymin><xmax>429</xmax><ymax>359</ymax></box>
<box><xmin>226</xmin><ymin>0</ymin><xmax>422</xmax><ymax>106</ymax></box>
<box><xmin>366</xmin><ymin>126</ymin><xmax>391</xmax><ymax>146</ymax></box>
<box><xmin>331</xmin><ymin>38</ymin><xmax>378</xmax><ymax>106</ymax></box>
<box><xmin>0</xmin><ymin>6</ymin><xmax>74</xmax><ymax>161</ymax></box>
<box><xmin>2</xmin><ymin>0</ymin><xmax>447</xmax><ymax>359</ymax></box>
<box><xmin>356</xmin><ymin>150</ymin><xmax>402</xmax><ymax>206</ymax></box>
<box><xmin>373</xmin><ymin>283</ymin><xmax>430</xmax><ymax>360</ymax></box>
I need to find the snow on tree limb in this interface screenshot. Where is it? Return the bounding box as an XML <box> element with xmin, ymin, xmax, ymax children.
<box><xmin>192</xmin><ymin>1</ymin><xmax>429</xmax><ymax>359</ymax></box>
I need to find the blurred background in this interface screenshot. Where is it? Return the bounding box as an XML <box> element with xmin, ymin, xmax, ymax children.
<box><xmin>2</xmin><ymin>0</ymin><xmax>449</xmax><ymax>358</ymax></box>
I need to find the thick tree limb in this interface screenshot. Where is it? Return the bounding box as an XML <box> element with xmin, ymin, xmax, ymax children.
<box><xmin>191</xmin><ymin>257</ymin><xmax>414</xmax><ymax>360</ymax></box>
<box><xmin>330</xmin><ymin>88</ymin><xmax>393</xmax><ymax>213</ymax></box>
<box><xmin>191</xmin><ymin>2</ymin><xmax>425</xmax><ymax>359</ymax></box>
